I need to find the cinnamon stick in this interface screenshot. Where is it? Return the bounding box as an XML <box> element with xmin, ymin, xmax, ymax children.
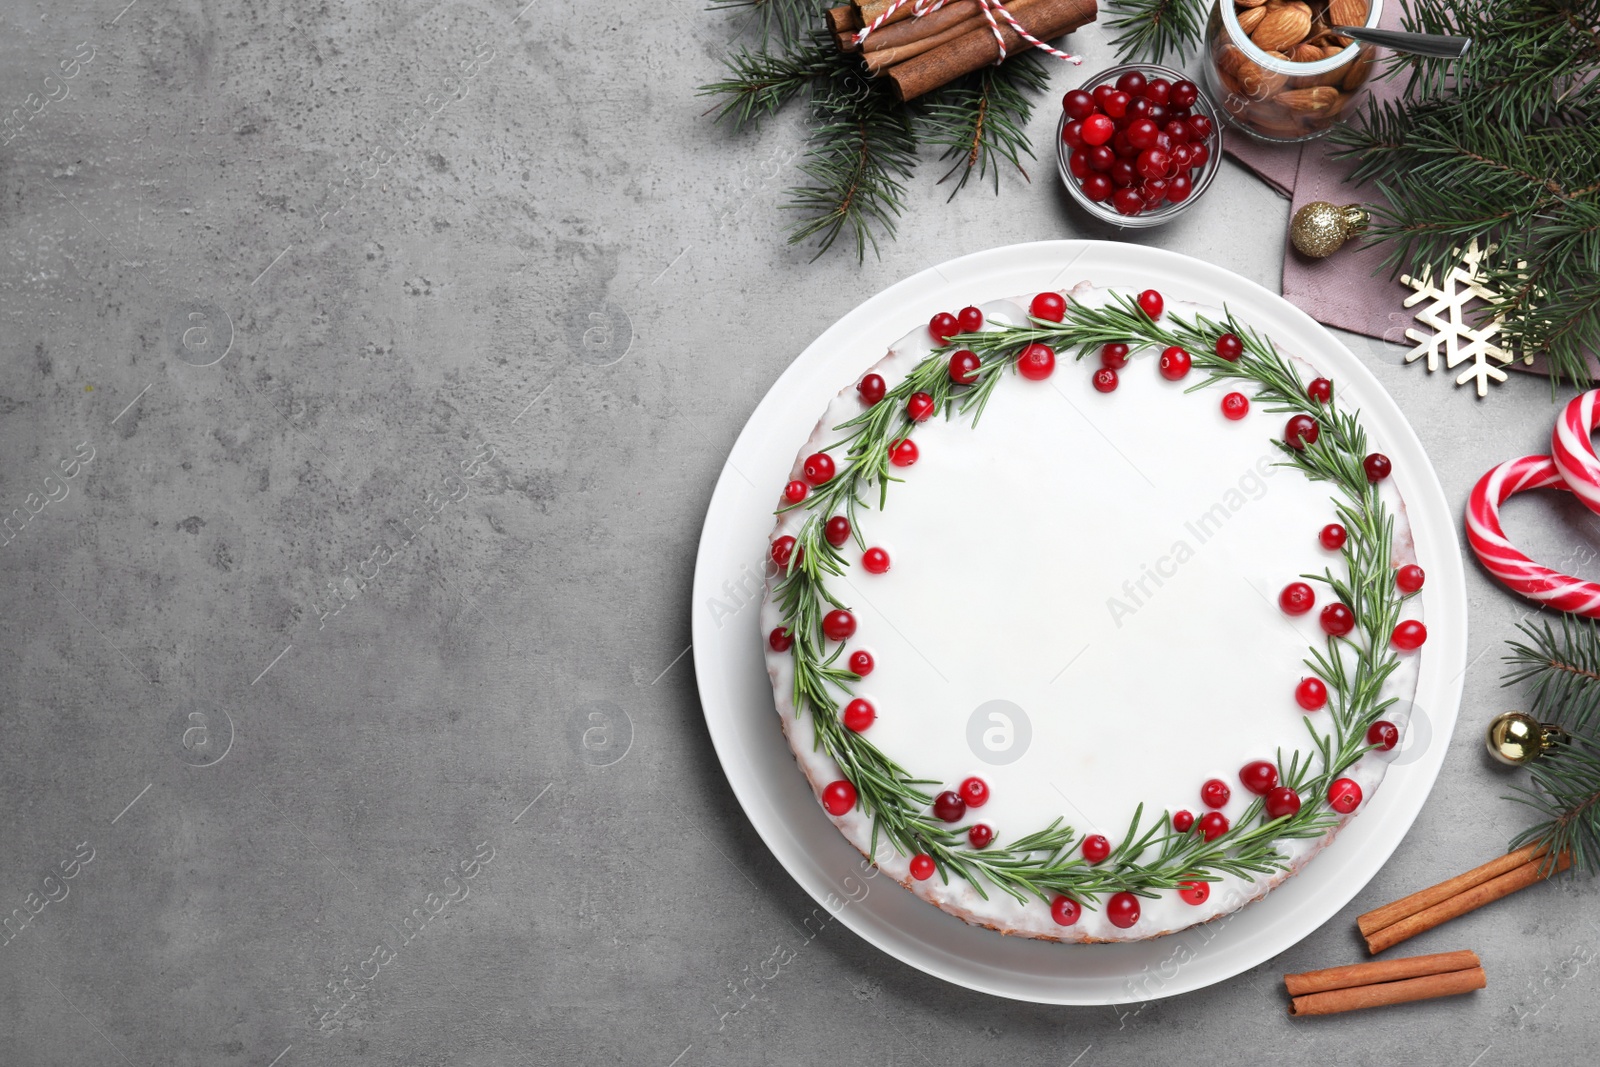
<box><xmin>864</xmin><ymin>15</ymin><xmax>986</xmax><ymax>71</ymax></box>
<box><xmin>826</xmin><ymin>4</ymin><xmax>861</xmax><ymax>33</ymax></box>
<box><xmin>856</xmin><ymin>0</ymin><xmax>918</xmax><ymax>30</ymax></box>
<box><xmin>1289</xmin><ymin>966</ymin><xmax>1486</xmax><ymax>1017</ymax></box>
<box><xmin>885</xmin><ymin>0</ymin><xmax>1098</xmax><ymax>101</ymax></box>
<box><xmin>1284</xmin><ymin>950</ymin><xmax>1480</xmax><ymax>997</ymax></box>
<box><xmin>860</xmin><ymin>0</ymin><xmax>983</xmax><ymax>51</ymax></box>
<box><xmin>1356</xmin><ymin>844</ymin><xmax>1544</xmax><ymax>938</ymax></box>
<box><xmin>1364</xmin><ymin>852</ymin><xmax>1572</xmax><ymax>955</ymax></box>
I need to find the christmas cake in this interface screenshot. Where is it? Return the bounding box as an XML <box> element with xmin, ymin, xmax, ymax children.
<box><xmin>759</xmin><ymin>283</ymin><xmax>1427</xmax><ymax>943</ymax></box>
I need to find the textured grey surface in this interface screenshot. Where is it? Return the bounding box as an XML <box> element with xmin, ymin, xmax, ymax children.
<box><xmin>1</xmin><ymin>2</ymin><xmax>1597</xmax><ymax>1065</ymax></box>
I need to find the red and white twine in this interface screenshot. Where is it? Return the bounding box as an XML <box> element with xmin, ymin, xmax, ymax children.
<box><xmin>855</xmin><ymin>0</ymin><xmax>1082</xmax><ymax>64</ymax></box>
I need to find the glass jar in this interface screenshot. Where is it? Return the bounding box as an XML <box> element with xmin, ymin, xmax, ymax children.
<box><xmin>1201</xmin><ymin>0</ymin><xmax>1383</xmax><ymax>143</ymax></box>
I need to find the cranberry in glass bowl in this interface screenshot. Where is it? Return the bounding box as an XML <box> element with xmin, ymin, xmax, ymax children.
<box><xmin>1057</xmin><ymin>63</ymin><xmax>1225</xmax><ymax>229</ymax></box>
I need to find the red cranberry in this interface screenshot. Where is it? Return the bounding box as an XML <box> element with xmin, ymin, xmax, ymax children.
<box><xmin>848</xmin><ymin>649</ymin><xmax>874</xmax><ymax>676</ymax></box>
<box><xmin>1030</xmin><ymin>291</ymin><xmax>1067</xmax><ymax>323</ymax></box>
<box><xmin>1136</xmin><ymin>147</ymin><xmax>1172</xmax><ymax>180</ymax></box>
<box><xmin>1364</xmin><ymin>453</ymin><xmax>1392</xmax><ymax>482</ymax></box>
<box><xmin>906</xmin><ymin>392</ymin><xmax>935</xmax><ymax>422</ymax></box>
<box><xmin>1307</xmin><ymin>377</ymin><xmax>1332</xmax><ymax>403</ymax></box>
<box><xmin>858</xmin><ymin>374</ymin><xmax>886</xmax><ymax>405</ymax></box>
<box><xmin>1068</xmin><ymin>147</ymin><xmax>1091</xmax><ymax>180</ymax></box>
<box><xmin>949</xmin><ymin>349</ymin><xmax>981</xmax><ymax>384</ymax></box>
<box><xmin>1172</xmin><ymin>809</ymin><xmax>1195</xmax><ymax>832</ymax></box>
<box><xmin>1145</xmin><ymin>78</ymin><xmax>1172</xmax><ymax>106</ymax></box>
<box><xmin>1240</xmin><ymin>760</ymin><xmax>1279</xmax><ymax>796</ymax></box>
<box><xmin>771</xmin><ymin>536</ymin><xmax>799</xmax><ymax>568</ymax></box>
<box><xmin>1050</xmin><ymin>895</ymin><xmax>1081</xmax><ymax>926</ymax></box>
<box><xmin>1189</xmin><ymin>114</ymin><xmax>1214</xmax><ymax>139</ymax></box>
<box><xmin>1137</xmin><ymin>289</ymin><xmax>1164</xmax><ymax>319</ymax></box>
<box><xmin>1106</xmin><ymin>892</ymin><xmax>1141</xmax><ymax>929</ymax></box>
<box><xmin>1081</xmin><ymin>834</ymin><xmax>1111</xmax><ymax>865</ymax></box>
<box><xmin>1367</xmin><ymin>720</ymin><xmax>1399</xmax><ymax>751</ymax></box>
<box><xmin>1167</xmin><ymin>173</ymin><xmax>1193</xmax><ymax>202</ymax></box>
<box><xmin>1110</xmin><ymin>159</ymin><xmax>1138</xmax><ymax>187</ymax></box>
<box><xmin>1088</xmin><ymin>144</ymin><xmax>1116</xmax><ymax>171</ymax></box>
<box><xmin>803</xmin><ymin>452</ymin><xmax>836</xmax><ymax>485</ymax></box>
<box><xmin>1199</xmin><ymin>811</ymin><xmax>1229</xmax><ymax>841</ymax></box>
<box><xmin>1127</xmin><ymin>118</ymin><xmax>1160</xmax><ymax>149</ymax></box>
<box><xmin>1101</xmin><ymin>342</ymin><xmax>1129</xmax><ymax>369</ymax></box>
<box><xmin>825</xmin><ymin>515</ymin><xmax>851</xmax><ymax>547</ymax></box>
<box><xmin>1201</xmin><ymin>778</ymin><xmax>1230</xmax><ymax>809</ymax></box>
<box><xmin>1081</xmin><ymin>114</ymin><xmax>1115</xmax><ymax>146</ymax></box>
<box><xmin>1112</xmin><ymin>188</ymin><xmax>1143</xmax><ymax>215</ymax></box>
<box><xmin>1017</xmin><ymin>343</ymin><xmax>1056</xmax><ymax>381</ymax></box>
<box><xmin>1222</xmin><ymin>391</ymin><xmax>1249</xmax><ymax>420</ymax></box>
<box><xmin>910</xmin><ymin>853</ymin><xmax>935</xmax><ymax>880</ymax></box>
<box><xmin>933</xmin><ymin>790</ymin><xmax>966</xmax><ymax>823</ymax></box>
<box><xmin>1396</xmin><ymin>564</ymin><xmax>1425</xmax><ymax>594</ymax></box>
<box><xmin>1093</xmin><ymin>367</ymin><xmax>1119</xmax><ymax>393</ymax></box>
<box><xmin>842</xmin><ymin>698</ymin><xmax>875</xmax><ymax>732</ymax></box>
<box><xmin>1279</xmin><ymin>581</ymin><xmax>1315</xmax><ymax>615</ymax></box>
<box><xmin>1265</xmin><ymin>786</ymin><xmax>1302</xmax><ymax>820</ymax></box>
<box><xmin>1328</xmin><ymin>778</ymin><xmax>1362</xmax><ymax>814</ymax></box>
<box><xmin>1103</xmin><ymin>90</ymin><xmax>1130</xmax><ymax>119</ymax></box>
<box><xmin>1320</xmin><ymin>523</ymin><xmax>1347</xmax><ymax>550</ymax></box>
<box><xmin>1178</xmin><ymin>879</ymin><xmax>1210</xmax><ymax>905</ymax></box>
<box><xmin>888</xmin><ymin>438</ymin><xmax>918</xmax><ymax>467</ymax></box>
<box><xmin>1170</xmin><ymin>79</ymin><xmax>1198</xmax><ymax>108</ymax></box>
<box><xmin>1392</xmin><ymin>620</ymin><xmax>1427</xmax><ymax>650</ymax></box>
<box><xmin>1285</xmin><ymin>414</ymin><xmax>1320</xmax><ymax>450</ymax></box>
<box><xmin>822</xmin><ymin>780</ymin><xmax>856</xmax><ymax>816</ymax></box>
<box><xmin>1215</xmin><ymin>332</ymin><xmax>1243</xmax><ymax>361</ymax></box>
<box><xmin>929</xmin><ymin>312</ymin><xmax>959</xmax><ymax>343</ymax></box>
<box><xmin>968</xmin><ymin>824</ymin><xmax>993</xmax><ymax>849</ymax></box>
<box><xmin>1295</xmin><ymin>677</ymin><xmax>1328</xmax><ymax>711</ymax></box>
<box><xmin>784</xmin><ymin>480</ymin><xmax>809</xmax><ymax>504</ymax></box>
<box><xmin>1158</xmin><ymin>346</ymin><xmax>1191</xmax><ymax>380</ymax></box>
<box><xmin>769</xmin><ymin>627</ymin><xmax>793</xmax><ymax>652</ymax></box>
<box><xmin>822</xmin><ymin>610</ymin><xmax>856</xmax><ymax>641</ymax></box>
<box><xmin>1062</xmin><ymin>89</ymin><xmax>1095</xmax><ymax>120</ymax></box>
<box><xmin>861</xmin><ymin>547</ymin><xmax>890</xmax><ymax>574</ymax></box>
<box><xmin>1082</xmin><ymin>174</ymin><xmax>1113</xmax><ymax>202</ymax></box>
<box><xmin>957</xmin><ymin>306</ymin><xmax>984</xmax><ymax>332</ymax></box>
<box><xmin>1320</xmin><ymin>603</ymin><xmax>1356</xmax><ymax>637</ymax></box>
<box><xmin>1116</xmin><ymin>70</ymin><xmax>1148</xmax><ymax>96</ymax></box>
<box><xmin>959</xmin><ymin>776</ymin><xmax>989</xmax><ymax>808</ymax></box>
<box><xmin>1189</xmin><ymin>143</ymin><xmax>1210</xmax><ymax>169</ymax></box>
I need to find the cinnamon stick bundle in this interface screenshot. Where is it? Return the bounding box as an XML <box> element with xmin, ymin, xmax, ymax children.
<box><xmin>1358</xmin><ymin>846</ymin><xmax>1571</xmax><ymax>955</ymax></box>
<box><xmin>886</xmin><ymin>0</ymin><xmax>1098</xmax><ymax>100</ymax></box>
<box><xmin>1287</xmin><ymin>952</ymin><xmax>1486</xmax><ymax>1017</ymax></box>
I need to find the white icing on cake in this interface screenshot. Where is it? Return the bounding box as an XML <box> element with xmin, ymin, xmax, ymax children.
<box><xmin>760</xmin><ymin>284</ymin><xmax>1424</xmax><ymax>943</ymax></box>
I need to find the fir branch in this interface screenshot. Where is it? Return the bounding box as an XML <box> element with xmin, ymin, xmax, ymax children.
<box><xmin>1103</xmin><ymin>0</ymin><xmax>1208</xmax><ymax>64</ymax></box>
<box><xmin>709</xmin><ymin>0</ymin><xmax>831</xmax><ymax>46</ymax></box>
<box><xmin>917</xmin><ymin>53</ymin><xmax>1048</xmax><ymax>198</ymax></box>
<box><xmin>785</xmin><ymin>53</ymin><xmax>917</xmax><ymax>261</ymax></box>
<box><xmin>698</xmin><ymin>39</ymin><xmax>843</xmax><ymax>129</ymax></box>
<box><xmin>1508</xmin><ymin>735</ymin><xmax>1600</xmax><ymax>875</ymax></box>
<box><xmin>1504</xmin><ymin>615</ymin><xmax>1600</xmax><ymax>736</ymax></box>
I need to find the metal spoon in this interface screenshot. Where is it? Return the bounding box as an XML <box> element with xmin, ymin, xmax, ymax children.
<box><xmin>1330</xmin><ymin>25</ymin><xmax>1472</xmax><ymax>59</ymax></box>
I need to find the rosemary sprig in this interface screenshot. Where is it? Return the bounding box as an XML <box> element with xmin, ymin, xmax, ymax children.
<box><xmin>771</xmin><ymin>293</ymin><xmax>1410</xmax><ymax>908</ymax></box>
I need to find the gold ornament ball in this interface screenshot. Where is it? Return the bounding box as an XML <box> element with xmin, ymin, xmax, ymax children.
<box><xmin>1486</xmin><ymin>711</ymin><xmax>1568</xmax><ymax>766</ymax></box>
<box><xmin>1290</xmin><ymin>202</ymin><xmax>1370</xmax><ymax>258</ymax></box>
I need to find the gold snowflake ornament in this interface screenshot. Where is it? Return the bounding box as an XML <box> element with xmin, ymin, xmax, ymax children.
<box><xmin>1399</xmin><ymin>239</ymin><xmax>1532</xmax><ymax>398</ymax></box>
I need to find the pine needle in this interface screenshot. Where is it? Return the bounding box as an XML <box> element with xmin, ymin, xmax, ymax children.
<box><xmin>1103</xmin><ymin>0</ymin><xmax>1209</xmax><ymax>64</ymax></box>
<box><xmin>709</xmin><ymin>0</ymin><xmax>833</xmax><ymax>45</ymax></box>
<box><xmin>918</xmin><ymin>53</ymin><xmax>1049</xmax><ymax>198</ymax></box>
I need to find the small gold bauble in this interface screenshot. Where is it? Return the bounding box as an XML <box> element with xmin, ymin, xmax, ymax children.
<box><xmin>1486</xmin><ymin>711</ymin><xmax>1569</xmax><ymax>766</ymax></box>
<box><xmin>1290</xmin><ymin>201</ymin><xmax>1370</xmax><ymax>258</ymax></box>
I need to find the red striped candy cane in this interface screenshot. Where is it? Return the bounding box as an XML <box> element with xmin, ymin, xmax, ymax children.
<box><xmin>1551</xmin><ymin>389</ymin><xmax>1600</xmax><ymax>515</ymax></box>
<box><xmin>1465</xmin><ymin>454</ymin><xmax>1600</xmax><ymax>617</ymax></box>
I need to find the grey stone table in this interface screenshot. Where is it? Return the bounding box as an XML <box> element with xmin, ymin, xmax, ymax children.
<box><xmin>2</xmin><ymin>2</ymin><xmax>1596</xmax><ymax>1065</ymax></box>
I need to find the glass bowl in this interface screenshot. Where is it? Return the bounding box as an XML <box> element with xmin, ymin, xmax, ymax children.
<box><xmin>1055</xmin><ymin>62</ymin><xmax>1226</xmax><ymax>230</ymax></box>
<box><xmin>1202</xmin><ymin>0</ymin><xmax>1383</xmax><ymax>143</ymax></box>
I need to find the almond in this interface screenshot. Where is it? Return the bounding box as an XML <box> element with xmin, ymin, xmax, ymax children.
<box><xmin>1278</xmin><ymin>85</ymin><xmax>1341</xmax><ymax>116</ymax></box>
<box><xmin>1238</xmin><ymin>5</ymin><xmax>1268</xmax><ymax>32</ymax></box>
<box><xmin>1341</xmin><ymin>48</ymin><xmax>1376</xmax><ymax>91</ymax></box>
<box><xmin>1218</xmin><ymin>43</ymin><xmax>1289</xmax><ymax>98</ymax></box>
<box><xmin>1291</xmin><ymin>42</ymin><xmax>1324</xmax><ymax>62</ymax></box>
<box><xmin>1250</xmin><ymin>4</ymin><xmax>1312</xmax><ymax>53</ymax></box>
<box><xmin>1235</xmin><ymin>0</ymin><xmax>1269</xmax><ymax>8</ymax></box>
<box><xmin>1328</xmin><ymin>0</ymin><xmax>1369</xmax><ymax>27</ymax></box>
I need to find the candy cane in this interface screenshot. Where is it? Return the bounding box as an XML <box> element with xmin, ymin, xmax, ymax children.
<box><xmin>1551</xmin><ymin>389</ymin><xmax>1600</xmax><ymax>515</ymax></box>
<box><xmin>1465</xmin><ymin>454</ymin><xmax>1600</xmax><ymax>617</ymax></box>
